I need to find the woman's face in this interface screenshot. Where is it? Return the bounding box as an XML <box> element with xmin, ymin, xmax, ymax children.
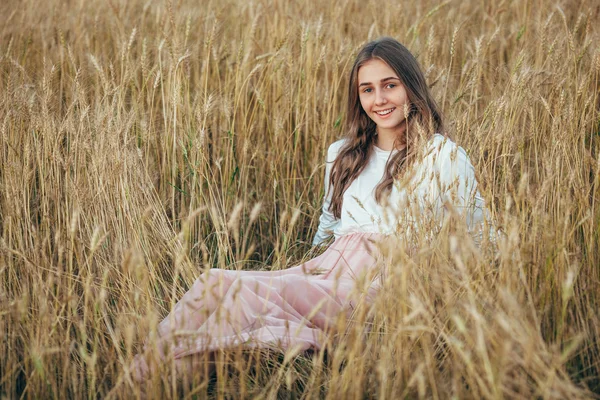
<box><xmin>357</xmin><ymin>58</ymin><xmax>409</xmax><ymax>135</ymax></box>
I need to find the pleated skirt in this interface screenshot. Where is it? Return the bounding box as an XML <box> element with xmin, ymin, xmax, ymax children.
<box><xmin>149</xmin><ymin>232</ymin><xmax>385</xmax><ymax>360</ymax></box>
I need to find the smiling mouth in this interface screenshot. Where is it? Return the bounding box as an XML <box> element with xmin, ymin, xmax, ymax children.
<box><xmin>375</xmin><ymin>107</ymin><xmax>395</xmax><ymax>116</ymax></box>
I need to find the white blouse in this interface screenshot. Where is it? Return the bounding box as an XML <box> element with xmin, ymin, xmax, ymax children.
<box><xmin>313</xmin><ymin>134</ymin><xmax>494</xmax><ymax>245</ymax></box>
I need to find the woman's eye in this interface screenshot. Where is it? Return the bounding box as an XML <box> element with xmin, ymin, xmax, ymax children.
<box><xmin>363</xmin><ymin>88</ymin><xmax>373</xmax><ymax>93</ymax></box>
<box><xmin>386</xmin><ymin>83</ymin><xmax>396</xmax><ymax>89</ymax></box>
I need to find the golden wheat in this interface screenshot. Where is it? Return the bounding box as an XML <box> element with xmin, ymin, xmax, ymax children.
<box><xmin>0</xmin><ymin>0</ymin><xmax>599</xmax><ymax>398</ymax></box>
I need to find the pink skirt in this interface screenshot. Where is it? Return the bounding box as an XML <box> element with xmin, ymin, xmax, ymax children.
<box><xmin>150</xmin><ymin>232</ymin><xmax>385</xmax><ymax>360</ymax></box>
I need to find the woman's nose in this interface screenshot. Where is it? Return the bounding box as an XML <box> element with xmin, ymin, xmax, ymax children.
<box><xmin>375</xmin><ymin>90</ymin><xmax>387</xmax><ymax>105</ymax></box>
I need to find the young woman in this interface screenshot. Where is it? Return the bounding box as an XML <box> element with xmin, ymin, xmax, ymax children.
<box><xmin>130</xmin><ymin>37</ymin><xmax>491</xmax><ymax>382</ymax></box>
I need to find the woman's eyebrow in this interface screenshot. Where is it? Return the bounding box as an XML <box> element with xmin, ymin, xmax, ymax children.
<box><xmin>358</xmin><ymin>77</ymin><xmax>400</xmax><ymax>87</ymax></box>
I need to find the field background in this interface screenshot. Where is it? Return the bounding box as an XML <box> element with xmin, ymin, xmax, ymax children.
<box><xmin>1</xmin><ymin>0</ymin><xmax>599</xmax><ymax>398</ymax></box>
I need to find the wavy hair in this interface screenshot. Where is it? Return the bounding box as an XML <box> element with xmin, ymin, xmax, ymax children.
<box><xmin>328</xmin><ymin>37</ymin><xmax>445</xmax><ymax>219</ymax></box>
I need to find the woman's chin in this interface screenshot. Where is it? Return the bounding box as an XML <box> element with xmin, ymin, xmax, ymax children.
<box><xmin>375</xmin><ymin>120</ymin><xmax>405</xmax><ymax>132</ymax></box>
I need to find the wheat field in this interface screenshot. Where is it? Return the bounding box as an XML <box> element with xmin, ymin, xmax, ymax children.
<box><xmin>1</xmin><ymin>0</ymin><xmax>599</xmax><ymax>398</ymax></box>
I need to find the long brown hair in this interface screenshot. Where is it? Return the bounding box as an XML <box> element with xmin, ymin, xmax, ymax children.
<box><xmin>328</xmin><ymin>37</ymin><xmax>445</xmax><ymax>219</ymax></box>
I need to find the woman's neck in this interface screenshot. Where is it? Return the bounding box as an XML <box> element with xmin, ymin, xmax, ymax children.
<box><xmin>374</xmin><ymin>123</ymin><xmax>406</xmax><ymax>151</ymax></box>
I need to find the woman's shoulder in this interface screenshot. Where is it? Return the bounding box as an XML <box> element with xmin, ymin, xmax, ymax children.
<box><xmin>426</xmin><ymin>133</ymin><xmax>453</xmax><ymax>153</ymax></box>
<box><xmin>325</xmin><ymin>138</ymin><xmax>349</xmax><ymax>162</ymax></box>
<box><xmin>424</xmin><ymin>133</ymin><xmax>471</xmax><ymax>167</ymax></box>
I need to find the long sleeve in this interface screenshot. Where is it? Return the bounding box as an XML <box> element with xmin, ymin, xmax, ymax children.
<box><xmin>433</xmin><ymin>139</ymin><xmax>495</xmax><ymax>244</ymax></box>
<box><xmin>312</xmin><ymin>141</ymin><xmax>344</xmax><ymax>246</ymax></box>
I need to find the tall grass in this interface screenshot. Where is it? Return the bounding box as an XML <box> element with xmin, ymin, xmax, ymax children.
<box><xmin>1</xmin><ymin>0</ymin><xmax>599</xmax><ymax>397</ymax></box>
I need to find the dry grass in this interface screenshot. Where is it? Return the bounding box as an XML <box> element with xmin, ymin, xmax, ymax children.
<box><xmin>1</xmin><ymin>0</ymin><xmax>599</xmax><ymax>398</ymax></box>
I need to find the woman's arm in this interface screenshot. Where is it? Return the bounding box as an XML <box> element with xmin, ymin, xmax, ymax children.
<box><xmin>312</xmin><ymin>141</ymin><xmax>344</xmax><ymax>246</ymax></box>
<box><xmin>433</xmin><ymin>139</ymin><xmax>495</xmax><ymax>243</ymax></box>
